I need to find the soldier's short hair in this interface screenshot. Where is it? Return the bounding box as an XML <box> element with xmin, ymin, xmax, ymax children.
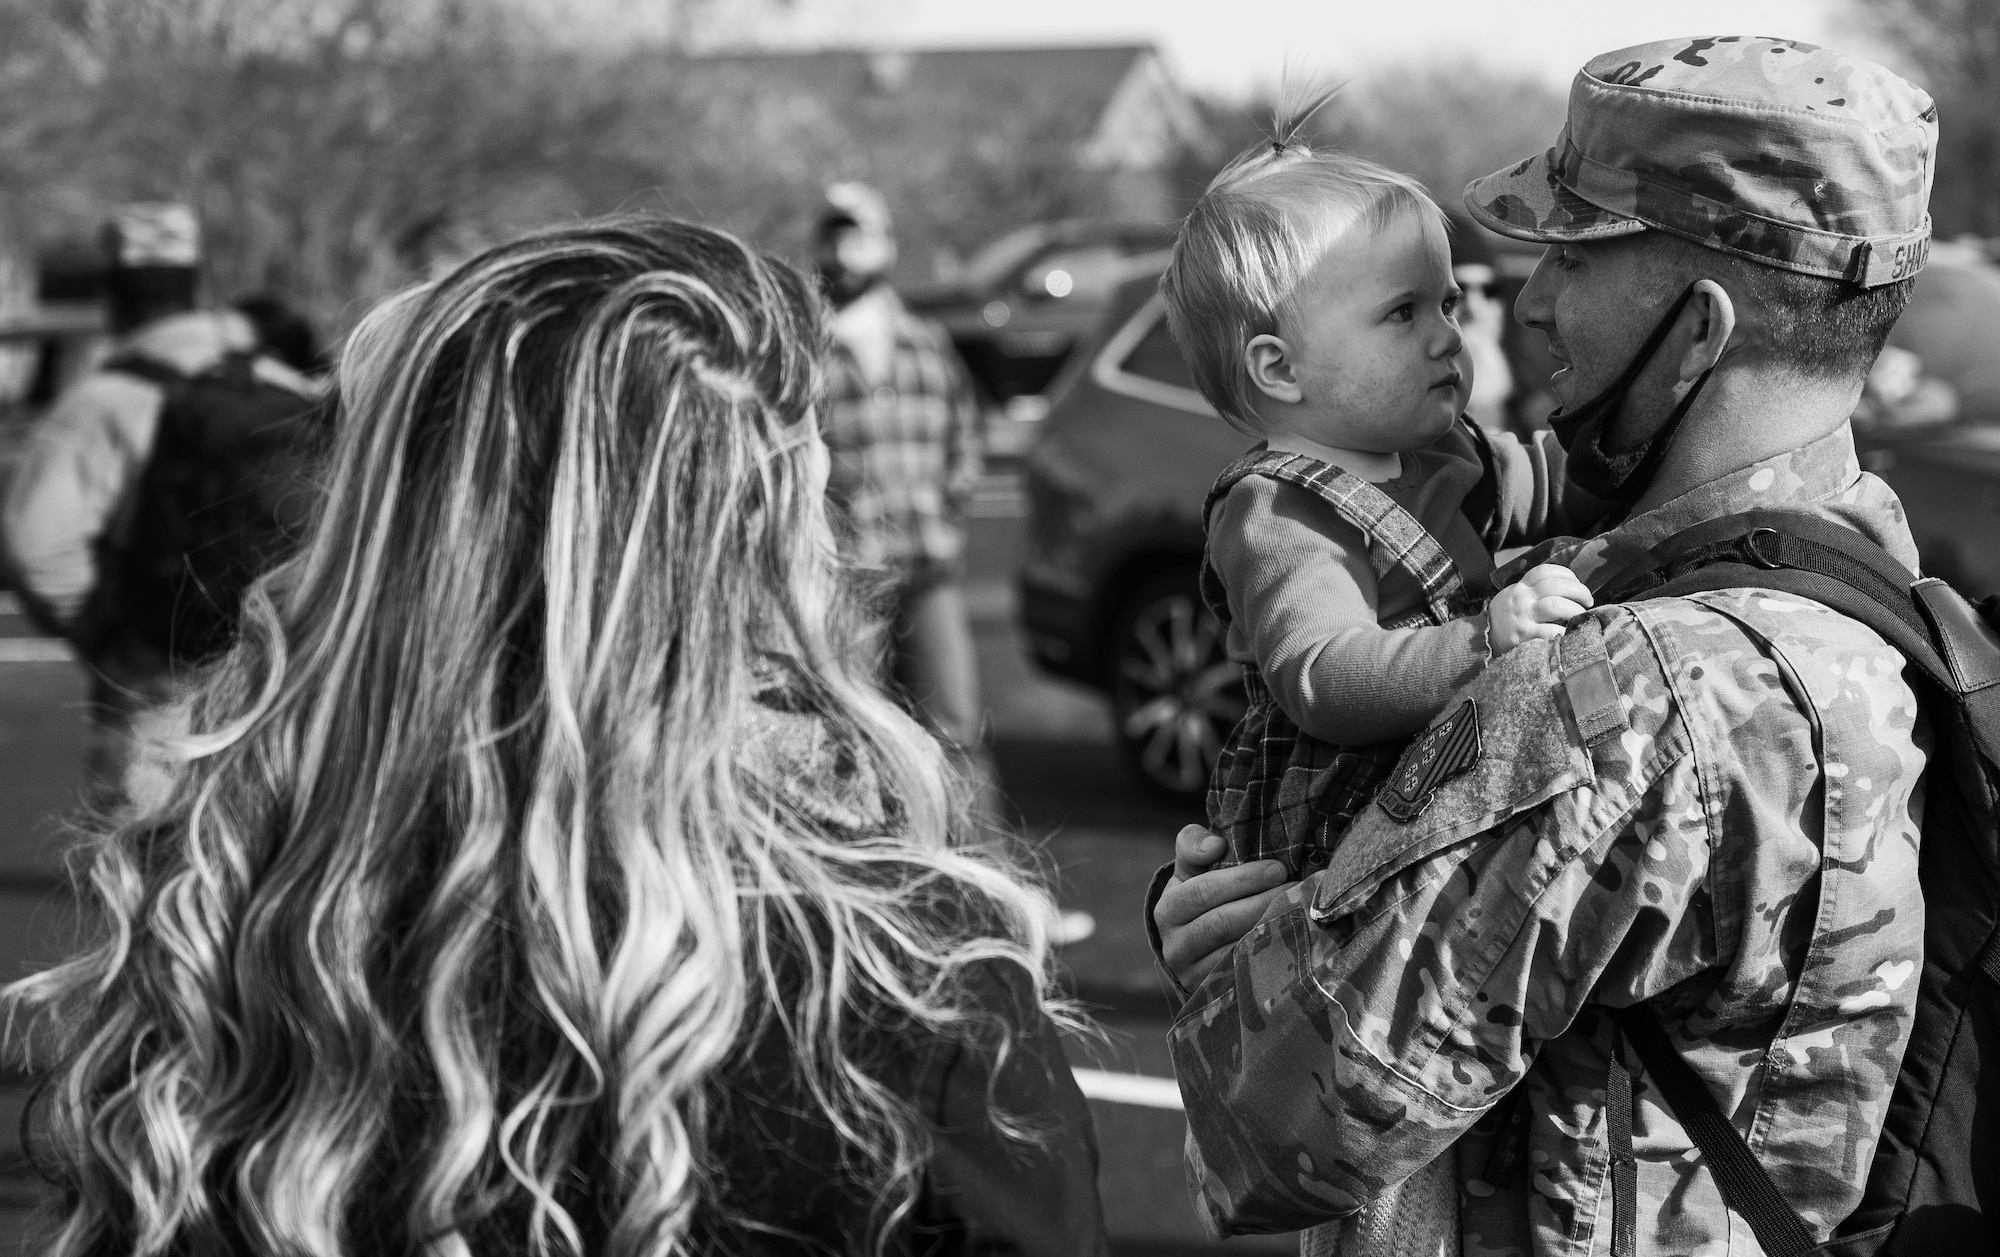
<box><xmin>1642</xmin><ymin>233</ymin><xmax>1915</xmax><ymax>378</ymax></box>
<box><xmin>1162</xmin><ymin>89</ymin><xmax>1449</xmax><ymax>434</ymax></box>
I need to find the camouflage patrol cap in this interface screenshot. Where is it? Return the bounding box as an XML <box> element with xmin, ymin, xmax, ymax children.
<box><xmin>1464</xmin><ymin>36</ymin><xmax>1937</xmax><ymax>287</ymax></box>
<box><xmin>102</xmin><ymin>202</ymin><xmax>201</xmax><ymax>270</ymax></box>
<box><xmin>817</xmin><ymin>181</ymin><xmax>893</xmax><ymax>237</ymax></box>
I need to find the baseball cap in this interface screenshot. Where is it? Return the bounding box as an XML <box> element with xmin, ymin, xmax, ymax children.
<box><xmin>1464</xmin><ymin>37</ymin><xmax>1937</xmax><ymax>288</ymax></box>
<box><xmin>817</xmin><ymin>181</ymin><xmax>893</xmax><ymax>237</ymax></box>
<box><xmin>102</xmin><ymin>202</ymin><xmax>201</xmax><ymax>270</ymax></box>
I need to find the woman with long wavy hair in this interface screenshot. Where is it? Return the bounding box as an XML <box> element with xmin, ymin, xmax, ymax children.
<box><xmin>7</xmin><ymin>216</ymin><xmax>1107</xmax><ymax>1257</ymax></box>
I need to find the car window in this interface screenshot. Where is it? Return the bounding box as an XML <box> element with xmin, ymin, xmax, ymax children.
<box><xmin>1118</xmin><ymin>311</ymin><xmax>1195</xmax><ymax>390</ymax></box>
<box><xmin>961</xmin><ymin>227</ymin><xmax>1049</xmax><ymax>290</ymax></box>
<box><xmin>1091</xmin><ymin>296</ymin><xmax>1214</xmax><ymax>418</ymax></box>
<box><xmin>1020</xmin><ymin>244</ymin><xmax>1129</xmax><ymax>303</ymax></box>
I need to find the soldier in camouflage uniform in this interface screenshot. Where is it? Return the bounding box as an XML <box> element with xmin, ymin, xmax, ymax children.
<box><xmin>1146</xmin><ymin>37</ymin><xmax>1941</xmax><ymax>1257</ymax></box>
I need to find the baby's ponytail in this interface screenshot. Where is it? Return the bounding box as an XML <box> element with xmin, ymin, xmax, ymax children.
<box><xmin>1265</xmin><ymin>80</ymin><xmax>1342</xmax><ymax>160</ymax></box>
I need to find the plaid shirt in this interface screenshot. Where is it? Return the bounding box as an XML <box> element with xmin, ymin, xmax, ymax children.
<box><xmin>1202</xmin><ymin>448</ymin><xmax>1475</xmax><ymax>879</ymax></box>
<box><xmin>821</xmin><ymin>294</ymin><xmax>982</xmax><ymax>575</ymax></box>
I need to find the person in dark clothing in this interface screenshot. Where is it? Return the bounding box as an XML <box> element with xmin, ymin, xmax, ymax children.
<box><xmin>231</xmin><ymin>292</ymin><xmax>328</xmax><ymax>377</ymax></box>
<box><xmin>1</xmin><ymin>204</ymin><xmax>317</xmax><ymax>801</ymax></box>
<box><xmin>6</xmin><ymin>216</ymin><xmax>1107</xmax><ymax>1257</ymax></box>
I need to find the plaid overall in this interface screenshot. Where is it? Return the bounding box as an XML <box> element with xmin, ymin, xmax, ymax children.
<box><xmin>1201</xmin><ymin>449</ymin><xmax>1472</xmax><ymax>878</ymax></box>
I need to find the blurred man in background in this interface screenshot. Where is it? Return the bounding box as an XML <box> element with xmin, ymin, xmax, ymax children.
<box><xmin>1447</xmin><ymin>213</ymin><xmax>1518</xmax><ymax>432</ymax></box>
<box><xmin>813</xmin><ymin>182</ymin><xmax>991</xmax><ymax>762</ymax></box>
<box><xmin>1853</xmin><ymin>343</ymin><xmax>1958</xmax><ymax>431</ymax></box>
<box><xmin>232</xmin><ymin>292</ymin><xmax>329</xmax><ymax>379</ymax></box>
<box><xmin>2</xmin><ymin>203</ymin><xmax>320</xmax><ymax>797</ymax></box>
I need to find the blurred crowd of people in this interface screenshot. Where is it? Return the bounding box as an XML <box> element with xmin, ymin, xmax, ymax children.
<box><xmin>2</xmin><ymin>187</ymin><xmax>1002</xmax><ymax>815</ymax></box>
<box><xmin>0</xmin><ymin>25</ymin><xmax>1992</xmax><ymax>1256</ymax></box>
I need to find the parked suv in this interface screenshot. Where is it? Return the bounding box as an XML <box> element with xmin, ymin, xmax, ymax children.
<box><xmin>1016</xmin><ymin>257</ymin><xmax>1245</xmax><ymax>800</ymax></box>
<box><xmin>904</xmin><ymin>219</ymin><xmax>1174</xmax><ymax>406</ymax></box>
<box><xmin>1019</xmin><ymin>251</ymin><xmax>2000</xmax><ymax>802</ymax></box>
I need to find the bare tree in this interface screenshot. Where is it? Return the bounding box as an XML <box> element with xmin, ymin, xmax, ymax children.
<box><xmin>596</xmin><ymin>51</ymin><xmax>1103</xmax><ymax>272</ymax></box>
<box><xmin>1848</xmin><ymin>0</ymin><xmax>2000</xmax><ymax>238</ymax></box>
<box><xmin>0</xmin><ymin>0</ymin><xmax>1150</xmax><ymax>332</ymax></box>
<box><xmin>1182</xmin><ymin>66</ymin><xmax>1567</xmax><ymax>218</ymax></box>
<box><xmin>0</xmin><ymin>0</ymin><xmax>747</xmax><ymax>328</ymax></box>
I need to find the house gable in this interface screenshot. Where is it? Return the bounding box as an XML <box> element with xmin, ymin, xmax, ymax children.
<box><xmin>672</xmin><ymin>43</ymin><xmax>1207</xmax><ymax>170</ymax></box>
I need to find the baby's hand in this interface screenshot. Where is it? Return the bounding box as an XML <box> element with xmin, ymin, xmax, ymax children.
<box><xmin>1486</xmin><ymin>562</ymin><xmax>1593</xmax><ymax>655</ymax></box>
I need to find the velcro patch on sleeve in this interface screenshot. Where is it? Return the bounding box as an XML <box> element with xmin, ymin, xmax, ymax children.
<box><xmin>1559</xmin><ymin>616</ymin><xmax>1628</xmax><ymax>748</ymax></box>
<box><xmin>1377</xmin><ymin>699</ymin><xmax>1481</xmax><ymax>823</ymax></box>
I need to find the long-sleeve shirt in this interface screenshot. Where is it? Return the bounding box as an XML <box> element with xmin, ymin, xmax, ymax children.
<box><xmin>1208</xmin><ymin>422</ymin><xmax>1593</xmax><ymax>745</ymax></box>
<box><xmin>0</xmin><ymin>309</ymin><xmax>310</xmax><ymax>634</ymax></box>
<box><xmin>1164</xmin><ymin>426</ymin><xmax>1928</xmax><ymax>1256</ymax></box>
<box><xmin>821</xmin><ymin>288</ymin><xmax>982</xmax><ymax>578</ymax></box>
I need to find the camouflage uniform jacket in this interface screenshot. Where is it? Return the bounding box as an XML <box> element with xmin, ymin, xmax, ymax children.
<box><xmin>1167</xmin><ymin>425</ymin><xmax>1930</xmax><ymax>1256</ymax></box>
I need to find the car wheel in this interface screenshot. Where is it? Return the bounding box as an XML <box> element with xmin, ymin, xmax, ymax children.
<box><xmin>1108</xmin><ymin>571</ymin><xmax>1246</xmax><ymax>803</ymax></box>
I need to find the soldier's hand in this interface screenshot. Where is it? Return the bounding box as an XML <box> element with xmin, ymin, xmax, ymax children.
<box><xmin>1486</xmin><ymin>562</ymin><xmax>1593</xmax><ymax>654</ymax></box>
<box><xmin>1156</xmin><ymin>825</ymin><xmax>1289</xmax><ymax>992</ymax></box>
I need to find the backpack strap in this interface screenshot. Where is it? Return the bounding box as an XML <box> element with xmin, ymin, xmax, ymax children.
<box><xmin>106</xmin><ymin>350</ymin><xmax>273</xmax><ymax>393</ymax></box>
<box><xmin>87</xmin><ymin>353</ymin><xmax>194</xmax><ymax>568</ymax></box>
<box><xmin>1604</xmin><ymin>1026</ymin><xmax>1641</xmax><ymax>1257</ymax></box>
<box><xmin>100</xmin><ymin>352</ymin><xmax>189</xmax><ymax>390</ymax></box>
<box><xmin>1202</xmin><ymin>448</ymin><xmax>1466</xmax><ymax>628</ymax></box>
<box><xmin>1594</xmin><ymin>509</ymin><xmax>1985</xmax><ymax>1257</ymax></box>
<box><xmin>1608</xmin><ymin>1007</ymin><xmax>1820</xmax><ymax>1257</ymax></box>
<box><xmin>1598</xmin><ymin>508</ymin><xmax>1958</xmax><ymax>696</ymax></box>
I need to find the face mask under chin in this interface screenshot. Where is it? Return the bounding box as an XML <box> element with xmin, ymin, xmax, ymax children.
<box><xmin>1548</xmin><ymin>283</ymin><xmax>1716</xmax><ymax>507</ymax></box>
<box><xmin>817</xmin><ymin>265</ymin><xmax>884</xmax><ymax>309</ymax></box>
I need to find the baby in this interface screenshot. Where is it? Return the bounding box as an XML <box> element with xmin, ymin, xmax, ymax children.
<box><xmin>1158</xmin><ymin>96</ymin><xmax>1602</xmax><ymax>1257</ymax></box>
<box><xmin>1162</xmin><ymin>101</ymin><xmax>1600</xmax><ymax>884</ymax></box>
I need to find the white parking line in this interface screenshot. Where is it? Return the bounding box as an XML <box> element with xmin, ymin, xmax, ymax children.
<box><xmin>1073</xmin><ymin>1068</ymin><xmax>1184</xmax><ymax>1110</ymax></box>
<box><xmin>0</xmin><ymin>638</ymin><xmax>71</xmax><ymax>663</ymax></box>
<box><xmin>969</xmin><ymin>493</ymin><xmax>1025</xmax><ymax>519</ymax></box>
<box><xmin>968</xmin><ymin>472</ymin><xmax>1026</xmax><ymax>519</ymax></box>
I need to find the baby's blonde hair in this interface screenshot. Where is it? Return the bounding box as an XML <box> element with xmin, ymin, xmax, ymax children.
<box><xmin>1161</xmin><ymin>86</ymin><xmax>1451</xmax><ymax>433</ymax></box>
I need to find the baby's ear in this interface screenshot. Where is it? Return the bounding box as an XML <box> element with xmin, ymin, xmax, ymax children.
<box><xmin>1244</xmin><ymin>334</ymin><xmax>1302</xmax><ymax>404</ymax></box>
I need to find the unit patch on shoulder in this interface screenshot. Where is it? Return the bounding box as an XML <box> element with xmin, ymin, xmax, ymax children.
<box><xmin>1377</xmin><ymin>699</ymin><xmax>1481</xmax><ymax>823</ymax></box>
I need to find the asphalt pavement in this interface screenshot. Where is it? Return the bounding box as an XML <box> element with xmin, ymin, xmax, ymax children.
<box><xmin>967</xmin><ymin>472</ymin><xmax>1295</xmax><ymax>1255</ymax></box>
<box><xmin>0</xmin><ymin>468</ymin><xmax>1297</xmax><ymax>1255</ymax></box>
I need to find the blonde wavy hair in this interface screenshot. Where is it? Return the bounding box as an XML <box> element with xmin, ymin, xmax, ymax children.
<box><xmin>7</xmin><ymin>216</ymin><xmax>1061</xmax><ymax>1256</ymax></box>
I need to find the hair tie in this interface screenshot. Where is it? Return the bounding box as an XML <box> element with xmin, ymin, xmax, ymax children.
<box><xmin>1271</xmin><ymin>139</ymin><xmax>1286</xmax><ymax>157</ymax></box>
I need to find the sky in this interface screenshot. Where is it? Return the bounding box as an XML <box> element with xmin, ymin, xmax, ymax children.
<box><xmin>774</xmin><ymin>0</ymin><xmax>1887</xmax><ymax>97</ymax></box>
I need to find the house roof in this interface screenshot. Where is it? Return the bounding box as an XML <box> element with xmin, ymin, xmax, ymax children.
<box><xmin>667</xmin><ymin>44</ymin><xmax>1207</xmax><ymax>166</ymax></box>
<box><xmin>691</xmin><ymin>43</ymin><xmax>1150</xmax><ymax>106</ymax></box>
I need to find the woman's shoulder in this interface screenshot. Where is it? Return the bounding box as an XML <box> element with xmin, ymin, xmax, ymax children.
<box><xmin>711</xmin><ymin>952</ymin><xmax>1098</xmax><ymax>1256</ymax></box>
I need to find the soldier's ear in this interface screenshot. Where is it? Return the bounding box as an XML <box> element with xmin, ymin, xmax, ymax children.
<box><xmin>1679</xmin><ymin>278</ymin><xmax>1737</xmax><ymax>380</ymax></box>
<box><xmin>1245</xmin><ymin>334</ymin><xmax>1302</xmax><ymax>404</ymax></box>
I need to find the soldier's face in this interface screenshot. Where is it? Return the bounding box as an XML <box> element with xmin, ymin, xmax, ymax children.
<box><xmin>1515</xmin><ymin>236</ymin><xmax>1686</xmax><ymax>418</ymax></box>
